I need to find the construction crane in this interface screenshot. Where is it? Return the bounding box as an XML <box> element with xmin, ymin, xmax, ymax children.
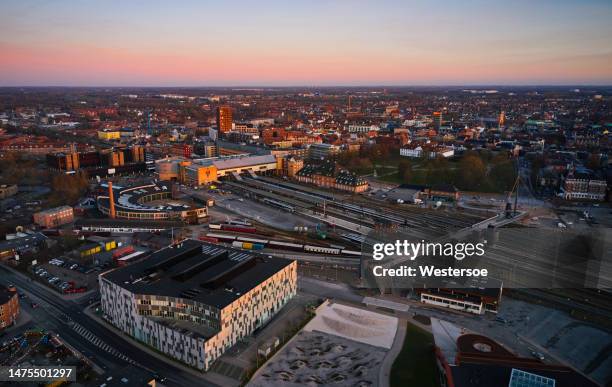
<box><xmin>506</xmin><ymin>175</ymin><xmax>520</xmax><ymax>218</ymax></box>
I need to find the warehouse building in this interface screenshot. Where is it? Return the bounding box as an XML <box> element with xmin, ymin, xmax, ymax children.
<box><xmin>99</xmin><ymin>239</ymin><xmax>297</xmax><ymax>371</ymax></box>
<box><xmin>0</xmin><ymin>232</ymin><xmax>48</xmax><ymax>260</ymax></box>
<box><xmin>33</xmin><ymin>206</ymin><xmax>74</xmax><ymax>228</ymax></box>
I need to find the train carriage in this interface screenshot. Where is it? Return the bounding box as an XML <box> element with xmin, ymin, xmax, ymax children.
<box><xmin>304</xmin><ymin>245</ymin><xmax>341</xmax><ymax>255</ymax></box>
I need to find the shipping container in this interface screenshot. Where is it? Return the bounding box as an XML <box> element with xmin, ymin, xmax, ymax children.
<box><xmin>112</xmin><ymin>245</ymin><xmax>135</xmax><ymax>259</ymax></box>
<box><xmin>221</xmin><ymin>225</ymin><xmax>257</xmax><ymax>233</ymax></box>
<box><xmin>232</xmin><ymin>241</ymin><xmax>265</xmax><ymax>250</ymax></box>
<box><xmin>198</xmin><ymin>235</ymin><xmax>219</xmax><ymax>243</ymax></box>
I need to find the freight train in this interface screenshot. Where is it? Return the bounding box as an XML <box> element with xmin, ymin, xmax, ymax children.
<box><xmin>204</xmin><ymin>232</ymin><xmax>362</xmax><ymax>256</ymax></box>
<box><xmin>208</xmin><ymin>223</ymin><xmax>258</xmax><ymax>233</ymax></box>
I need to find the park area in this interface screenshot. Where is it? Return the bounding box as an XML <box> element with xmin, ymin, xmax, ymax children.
<box><xmin>390</xmin><ymin>322</ymin><xmax>440</xmax><ymax>387</ymax></box>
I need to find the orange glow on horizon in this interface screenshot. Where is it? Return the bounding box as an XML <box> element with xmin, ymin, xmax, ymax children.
<box><xmin>1</xmin><ymin>41</ymin><xmax>611</xmax><ymax>86</ymax></box>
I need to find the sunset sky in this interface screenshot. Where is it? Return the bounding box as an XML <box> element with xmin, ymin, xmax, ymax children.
<box><xmin>1</xmin><ymin>0</ymin><xmax>611</xmax><ymax>86</ymax></box>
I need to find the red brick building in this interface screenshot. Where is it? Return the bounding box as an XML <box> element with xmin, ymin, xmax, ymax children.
<box><xmin>0</xmin><ymin>285</ymin><xmax>19</xmax><ymax>330</ymax></box>
<box><xmin>33</xmin><ymin>206</ymin><xmax>74</xmax><ymax>228</ymax></box>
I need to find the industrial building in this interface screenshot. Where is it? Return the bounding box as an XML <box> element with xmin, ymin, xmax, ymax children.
<box><xmin>99</xmin><ymin>239</ymin><xmax>297</xmax><ymax>371</ymax></box>
<box><xmin>33</xmin><ymin>205</ymin><xmax>74</xmax><ymax>228</ymax></box>
<box><xmin>0</xmin><ymin>285</ymin><xmax>19</xmax><ymax>330</ymax></box>
<box><xmin>97</xmin><ymin>129</ymin><xmax>121</xmax><ymax>140</ymax></box>
<box><xmin>0</xmin><ymin>232</ymin><xmax>48</xmax><ymax>260</ymax></box>
<box><xmin>96</xmin><ymin>182</ymin><xmax>207</xmax><ymax>222</ymax></box>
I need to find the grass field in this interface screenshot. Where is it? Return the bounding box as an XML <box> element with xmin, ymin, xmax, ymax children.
<box><xmin>390</xmin><ymin>322</ymin><xmax>440</xmax><ymax>387</ymax></box>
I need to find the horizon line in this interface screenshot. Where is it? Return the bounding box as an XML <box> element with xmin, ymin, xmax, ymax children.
<box><xmin>1</xmin><ymin>84</ymin><xmax>612</xmax><ymax>89</ymax></box>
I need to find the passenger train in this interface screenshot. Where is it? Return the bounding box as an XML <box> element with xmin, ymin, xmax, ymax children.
<box><xmin>203</xmin><ymin>232</ymin><xmax>361</xmax><ymax>256</ymax></box>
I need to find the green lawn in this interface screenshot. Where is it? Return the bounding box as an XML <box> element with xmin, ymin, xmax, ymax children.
<box><xmin>390</xmin><ymin>322</ymin><xmax>440</xmax><ymax>387</ymax></box>
<box><xmin>377</xmin><ymin>173</ymin><xmax>403</xmax><ymax>184</ymax></box>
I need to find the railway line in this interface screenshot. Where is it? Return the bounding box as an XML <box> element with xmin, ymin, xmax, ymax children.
<box><xmin>202</xmin><ymin>230</ymin><xmax>363</xmax><ymax>257</ymax></box>
<box><xmin>227</xmin><ymin>176</ymin><xmax>489</xmax><ymax>237</ymax></box>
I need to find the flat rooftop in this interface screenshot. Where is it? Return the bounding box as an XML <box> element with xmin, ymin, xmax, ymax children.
<box><xmin>102</xmin><ymin>239</ymin><xmax>294</xmax><ymax>309</ymax></box>
<box><xmin>0</xmin><ymin>232</ymin><xmax>47</xmax><ymax>252</ymax></box>
<box><xmin>190</xmin><ymin>154</ymin><xmax>276</xmax><ymax>170</ymax></box>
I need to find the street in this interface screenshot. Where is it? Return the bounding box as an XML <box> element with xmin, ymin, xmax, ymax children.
<box><xmin>0</xmin><ymin>264</ymin><xmax>218</xmax><ymax>387</ymax></box>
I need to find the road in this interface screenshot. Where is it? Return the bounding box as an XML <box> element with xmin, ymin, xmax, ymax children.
<box><xmin>0</xmin><ymin>264</ymin><xmax>218</xmax><ymax>387</ymax></box>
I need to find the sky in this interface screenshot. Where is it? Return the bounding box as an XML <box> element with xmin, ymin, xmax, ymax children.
<box><xmin>1</xmin><ymin>0</ymin><xmax>611</xmax><ymax>86</ymax></box>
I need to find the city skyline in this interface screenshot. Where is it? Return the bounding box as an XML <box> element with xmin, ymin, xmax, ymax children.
<box><xmin>1</xmin><ymin>0</ymin><xmax>612</xmax><ymax>87</ymax></box>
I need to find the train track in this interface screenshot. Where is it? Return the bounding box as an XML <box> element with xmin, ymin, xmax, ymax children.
<box><xmin>234</xmin><ymin>176</ymin><xmax>488</xmax><ymax>236</ymax></box>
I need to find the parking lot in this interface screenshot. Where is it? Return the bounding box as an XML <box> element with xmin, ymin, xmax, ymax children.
<box><xmin>31</xmin><ymin>257</ymin><xmax>99</xmax><ymax>295</ymax></box>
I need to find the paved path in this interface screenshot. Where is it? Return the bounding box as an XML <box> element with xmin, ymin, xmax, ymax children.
<box><xmin>378</xmin><ymin>318</ymin><xmax>407</xmax><ymax>387</ymax></box>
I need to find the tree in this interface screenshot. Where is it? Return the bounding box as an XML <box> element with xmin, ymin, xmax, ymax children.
<box><xmin>402</xmin><ymin>169</ymin><xmax>413</xmax><ymax>183</ymax></box>
<box><xmin>398</xmin><ymin>159</ymin><xmax>413</xmax><ymax>182</ymax></box>
<box><xmin>49</xmin><ymin>171</ymin><xmax>89</xmax><ymax>206</ymax></box>
<box><xmin>489</xmin><ymin>160</ymin><xmax>517</xmax><ymax>192</ymax></box>
<box><xmin>457</xmin><ymin>154</ymin><xmax>486</xmax><ymax>190</ymax></box>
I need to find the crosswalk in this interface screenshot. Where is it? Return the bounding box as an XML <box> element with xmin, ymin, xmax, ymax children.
<box><xmin>70</xmin><ymin>322</ymin><xmax>137</xmax><ymax>365</ymax></box>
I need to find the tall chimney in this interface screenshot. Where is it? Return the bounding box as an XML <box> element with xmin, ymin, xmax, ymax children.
<box><xmin>108</xmin><ymin>181</ymin><xmax>116</xmax><ymax>219</ymax></box>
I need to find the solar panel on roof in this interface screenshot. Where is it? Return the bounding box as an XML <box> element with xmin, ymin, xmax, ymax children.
<box><xmin>509</xmin><ymin>369</ymin><xmax>555</xmax><ymax>387</ymax></box>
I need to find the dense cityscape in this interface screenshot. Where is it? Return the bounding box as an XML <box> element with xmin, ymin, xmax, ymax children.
<box><xmin>1</xmin><ymin>1</ymin><xmax>612</xmax><ymax>386</ymax></box>
<box><xmin>0</xmin><ymin>85</ymin><xmax>610</xmax><ymax>387</ymax></box>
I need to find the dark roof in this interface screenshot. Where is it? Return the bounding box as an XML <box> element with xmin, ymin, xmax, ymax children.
<box><xmin>431</xmin><ymin>184</ymin><xmax>459</xmax><ymax>193</ymax></box>
<box><xmin>451</xmin><ymin>363</ymin><xmax>598</xmax><ymax>387</ymax></box>
<box><xmin>398</xmin><ymin>183</ymin><xmax>428</xmax><ymax>191</ymax></box>
<box><xmin>78</xmin><ymin>242</ymin><xmax>101</xmax><ymax>251</ymax></box>
<box><xmin>297</xmin><ymin>162</ymin><xmax>335</xmax><ymax>177</ymax></box>
<box><xmin>297</xmin><ymin>162</ymin><xmax>366</xmax><ymax>186</ymax></box>
<box><xmin>102</xmin><ymin>239</ymin><xmax>294</xmax><ymax>309</ymax></box>
<box><xmin>0</xmin><ymin>233</ymin><xmax>47</xmax><ymax>253</ymax></box>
